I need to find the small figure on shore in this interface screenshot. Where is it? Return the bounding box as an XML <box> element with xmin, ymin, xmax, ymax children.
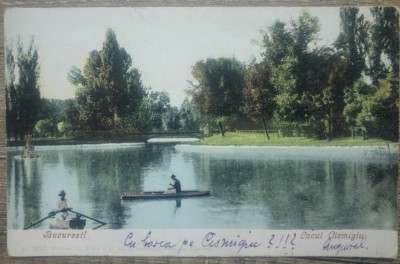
<box><xmin>169</xmin><ymin>174</ymin><xmax>181</xmax><ymax>193</ymax></box>
<box><xmin>22</xmin><ymin>138</ymin><xmax>36</xmax><ymax>158</ymax></box>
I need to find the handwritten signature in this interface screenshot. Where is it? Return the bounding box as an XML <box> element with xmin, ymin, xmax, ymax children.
<box><xmin>322</xmin><ymin>231</ymin><xmax>368</xmax><ymax>255</ymax></box>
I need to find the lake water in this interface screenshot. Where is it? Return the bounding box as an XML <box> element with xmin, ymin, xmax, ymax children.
<box><xmin>7</xmin><ymin>142</ymin><xmax>398</xmax><ymax>230</ymax></box>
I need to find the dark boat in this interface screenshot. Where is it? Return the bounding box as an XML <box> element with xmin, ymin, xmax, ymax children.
<box><xmin>50</xmin><ymin>217</ymin><xmax>86</xmax><ymax>230</ymax></box>
<box><xmin>120</xmin><ymin>190</ymin><xmax>211</xmax><ymax>200</ymax></box>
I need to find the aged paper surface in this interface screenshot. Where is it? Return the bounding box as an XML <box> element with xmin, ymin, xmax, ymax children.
<box><xmin>1</xmin><ymin>1</ymin><xmax>399</xmax><ymax>263</ymax></box>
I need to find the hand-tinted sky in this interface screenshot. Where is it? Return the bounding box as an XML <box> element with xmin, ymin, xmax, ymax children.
<box><xmin>5</xmin><ymin>7</ymin><xmax>345</xmax><ymax>107</ymax></box>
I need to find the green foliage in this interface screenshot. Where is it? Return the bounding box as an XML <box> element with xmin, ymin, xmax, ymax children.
<box><xmin>6</xmin><ymin>9</ymin><xmax>398</xmax><ymax>143</ymax></box>
<box><xmin>162</xmin><ymin>106</ymin><xmax>180</xmax><ymax>132</ymax></box>
<box><xmin>126</xmin><ymin>90</ymin><xmax>171</xmax><ymax>132</ymax></box>
<box><xmin>5</xmin><ymin>38</ymin><xmax>41</xmax><ymax>140</ymax></box>
<box><xmin>35</xmin><ymin>119</ymin><xmax>53</xmax><ymax>138</ymax></box>
<box><xmin>368</xmin><ymin>7</ymin><xmax>399</xmax><ymax>84</ymax></box>
<box><xmin>5</xmin><ymin>42</ymin><xmax>17</xmax><ymax>140</ymax></box>
<box><xmin>262</xmin><ymin>20</ymin><xmax>294</xmax><ymax>65</ymax></box>
<box><xmin>69</xmin><ymin>29</ymin><xmax>146</xmax><ymax>131</ymax></box>
<box><xmin>361</xmin><ymin>74</ymin><xmax>399</xmax><ymax>140</ymax></box>
<box><xmin>243</xmin><ymin>63</ymin><xmax>275</xmax><ymax>123</ymax></box>
<box><xmin>148</xmin><ymin>91</ymin><xmax>171</xmax><ymax>131</ymax></box>
<box><xmin>189</xmin><ymin>57</ymin><xmax>245</xmax><ymax>119</ymax></box>
<box><xmin>291</xmin><ymin>10</ymin><xmax>320</xmax><ymax>57</ymax></box>
<box><xmin>57</xmin><ymin>122</ymin><xmax>73</xmax><ymax>137</ymax></box>
<box><xmin>262</xmin><ymin>12</ymin><xmax>327</xmax><ymax>138</ymax></box>
<box><xmin>185</xmin><ymin>8</ymin><xmax>398</xmax><ymax>142</ymax></box>
<box><xmin>189</xmin><ymin>57</ymin><xmax>245</xmax><ymax>136</ymax></box>
<box><xmin>322</xmin><ymin>57</ymin><xmax>350</xmax><ymax>139</ymax></box>
<box><xmin>335</xmin><ymin>7</ymin><xmax>369</xmax><ymax>85</ymax></box>
<box><xmin>38</xmin><ymin>98</ymin><xmax>72</xmax><ymax>137</ymax></box>
<box><xmin>343</xmin><ymin>78</ymin><xmax>375</xmax><ymax>139</ymax></box>
<box><xmin>339</xmin><ymin>7</ymin><xmax>399</xmax><ymax>141</ymax></box>
<box><xmin>179</xmin><ymin>97</ymin><xmax>206</xmax><ymax>132</ymax></box>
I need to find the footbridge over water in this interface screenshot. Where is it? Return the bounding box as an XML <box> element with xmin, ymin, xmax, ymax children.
<box><xmin>146</xmin><ymin>131</ymin><xmax>204</xmax><ymax>140</ymax></box>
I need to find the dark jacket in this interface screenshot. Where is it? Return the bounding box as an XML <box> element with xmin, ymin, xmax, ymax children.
<box><xmin>172</xmin><ymin>179</ymin><xmax>181</xmax><ymax>193</ymax></box>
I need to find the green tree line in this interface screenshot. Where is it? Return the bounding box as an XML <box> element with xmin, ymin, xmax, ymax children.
<box><xmin>5</xmin><ymin>7</ymin><xmax>398</xmax><ymax>142</ymax></box>
<box><xmin>188</xmin><ymin>7</ymin><xmax>399</xmax><ymax>141</ymax></box>
<box><xmin>5</xmin><ymin>29</ymin><xmax>206</xmax><ymax>140</ymax></box>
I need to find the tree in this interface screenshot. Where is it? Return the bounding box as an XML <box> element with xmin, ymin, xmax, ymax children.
<box><xmin>39</xmin><ymin>99</ymin><xmax>68</xmax><ymax>138</ymax></box>
<box><xmin>148</xmin><ymin>91</ymin><xmax>171</xmax><ymax>132</ymax></box>
<box><xmin>34</xmin><ymin>119</ymin><xmax>53</xmax><ymax>138</ymax></box>
<box><xmin>340</xmin><ymin>7</ymin><xmax>399</xmax><ymax>141</ymax></box>
<box><xmin>242</xmin><ymin>63</ymin><xmax>275</xmax><ymax>139</ymax></box>
<box><xmin>73</xmin><ymin>50</ymin><xmax>109</xmax><ymax>129</ymax></box>
<box><xmin>363</xmin><ymin>73</ymin><xmax>398</xmax><ymax>141</ymax></box>
<box><xmin>322</xmin><ymin>57</ymin><xmax>350</xmax><ymax>140</ymax></box>
<box><xmin>69</xmin><ymin>29</ymin><xmax>145</xmax><ymax>130</ymax></box>
<box><xmin>189</xmin><ymin>57</ymin><xmax>245</xmax><ymax>136</ymax></box>
<box><xmin>262</xmin><ymin>20</ymin><xmax>294</xmax><ymax>66</ymax></box>
<box><xmin>63</xmin><ymin>99</ymin><xmax>80</xmax><ymax>134</ymax></box>
<box><xmin>368</xmin><ymin>7</ymin><xmax>399</xmax><ymax>85</ymax></box>
<box><xmin>162</xmin><ymin>107</ymin><xmax>180</xmax><ymax>132</ymax></box>
<box><xmin>335</xmin><ymin>7</ymin><xmax>369</xmax><ymax>86</ymax></box>
<box><xmin>364</xmin><ymin>7</ymin><xmax>399</xmax><ymax>141</ymax></box>
<box><xmin>343</xmin><ymin>78</ymin><xmax>374</xmax><ymax>139</ymax></box>
<box><xmin>15</xmin><ymin>37</ymin><xmax>41</xmax><ymax>139</ymax></box>
<box><xmin>57</xmin><ymin>121</ymin><xmax>73</xmax><ymax>137</ymax></box>
<box><xmin>129</xmin><ymin>90</ymin><xmax>171</xmax><ymax>132</ymax></box>
<box><xmin>179</xmin><ymin>97</ymin><xmax>206</xmax><ymax>132</ymax></box>
<box><xmin>5</xmin><ymin>42</ymin><xmax>18</xmax><ymax>140</ymax></box>
<box><xmin>262</xmin><ymin>12</ymin><xmax>326</xmax><ymax>137</ymax></box>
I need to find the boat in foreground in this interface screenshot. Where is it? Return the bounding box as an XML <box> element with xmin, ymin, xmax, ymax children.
<box><xmin>50</xmin><ymin>216</ymin><xmax>86</xmax><ymax>229</ymax></box>
<box><xmin>23</xmin><ymin>207</ymin><xmax>107</xmax><ymax>230</ymax></box>
<box><xmin>120</xmin><ymin>190</ymin><xmax>211</xmax><ymax>200</ymax></box>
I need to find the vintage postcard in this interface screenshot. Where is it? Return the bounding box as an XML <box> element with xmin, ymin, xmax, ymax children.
<box><xmin>5</xmin><ymin>6</ymin><xmax>398</xmax><ymax>258</ymax></box>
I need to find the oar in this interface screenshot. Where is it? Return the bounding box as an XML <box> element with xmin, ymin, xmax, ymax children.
<box><xmin>67</xmin><ymin>209</ymin><xmax>107</xmax><ymax>226</ymax></box>
<box><xmin>23</xmin><ymin>208</ymin><xmax>63</xmax><ymax>230</ymax></box>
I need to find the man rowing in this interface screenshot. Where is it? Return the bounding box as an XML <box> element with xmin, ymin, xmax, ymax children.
<box><xmin>164</xmin><ymin>174</ymin><xmax>182</xmax><ymax>194</ymax></box>
<box><xmin>57</xmin><ymin>190</ymin><xmax>69</xmax><ymax>220</ymax></box>
<box><xmin>169</xmin><ymin>174</ymin><xmax>181</xmax><ymax>193</ymax></box>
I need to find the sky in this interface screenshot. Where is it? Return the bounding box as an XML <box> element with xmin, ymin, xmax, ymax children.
<box><xmin>5</xmin><ymin>7</ymin><xmax>346</xmax><ymax>107</ymax></box>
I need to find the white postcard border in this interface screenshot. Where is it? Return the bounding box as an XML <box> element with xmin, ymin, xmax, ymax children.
<box><xmin>8</xmin><ymin>229</ymin><xmax>397</xmax><ymax>258</ymax></box>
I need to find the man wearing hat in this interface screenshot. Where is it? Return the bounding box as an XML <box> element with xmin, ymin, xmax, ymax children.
<box><xmin>57</xmin><ymin>190</ymin><xmax>68</xmax><ymax>209</ymax></box>
<box><xmin>169</xmin><ymin>174</ymin><xmax>181</xmax><ymax>193</ymax></box>
<box><xmin>57</xmin><ymin>190</ymin><xmax>69</xmax><ymax>220</ymax></box>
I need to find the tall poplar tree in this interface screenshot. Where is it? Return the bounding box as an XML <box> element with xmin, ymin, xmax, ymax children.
<box><xmin>5</xmin><ymin>43</ymin><xmax>17</xmax><ymax>140</ymax></box>
<box><xmin>14</xmin><ymin>38</ymin><xmax>41</xmax><ymax>139</ymax></box>
<box><xmin>368</xmin><ymin>7</ymin><xmax>399</xmax><ymax>84</ymax></box>
<box><xmin>335</xmin><ymin>7</ymin><xmax>369</xmax><ymax>86</ymax></box>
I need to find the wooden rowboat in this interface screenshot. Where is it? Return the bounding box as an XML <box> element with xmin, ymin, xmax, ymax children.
<box><xmin>50</xmin><ymin>217</ymin><xmax>86</xmax><ymax>230</ymax></box>
<box><xmin>120</xmin><ymin>190</ymin><xmax>210</xmax><ymax>200</ymax></box>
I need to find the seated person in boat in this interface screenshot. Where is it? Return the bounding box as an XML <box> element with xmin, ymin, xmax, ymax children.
<box><xmin>57</xmin><ymin>190</ymin><xmax>69</xmax><ymax>220</ymax></box>
<box><xmin>166</xmin><ymin>174</ymin><xmax>181</xmax><ymax>194</ymax></box>
<box><xmin>49</xmin><ymin>190</ymin><xmax>76</xmax><ymax>229</ymax></box>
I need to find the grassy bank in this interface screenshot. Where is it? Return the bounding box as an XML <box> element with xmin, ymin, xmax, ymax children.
<box><xmin>193</xmin><ymin>132</ymin><xmax>397</xmax><ymax>147</ymax></box>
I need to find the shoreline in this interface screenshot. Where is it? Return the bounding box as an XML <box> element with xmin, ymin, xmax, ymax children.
<box><xmin>176</xmin><ymin>143</ymin><xmax>398</xmax><ymax>149</ymax></box>
<box><xmin>6</xmin><ymin>136</ymin><xmax>398</xmax><ymax>149</ymax></box>
<box><xmin>175</xmin><ymin>144</ymin><xmax>399</xmax><ymax>155</ymax></box>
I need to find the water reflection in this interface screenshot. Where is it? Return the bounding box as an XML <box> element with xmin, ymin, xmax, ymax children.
<box><xmin>7</xmin><ymin>144</ymin><xmax>398</xmax><ymax>230</ymax></box>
